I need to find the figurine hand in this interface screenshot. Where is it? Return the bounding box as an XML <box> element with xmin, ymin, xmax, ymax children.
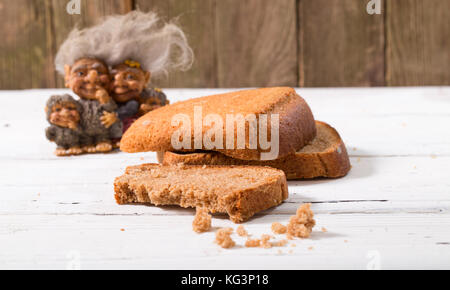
<box><xmin>100</xmin><ymin>111</ymin><xmax>118</xmax><ymax>128</ymax></box>
<box><xmin>67</xmin><ymin>121</ymin><xmax>78</xmax><ymax>130</ymax></box>
<box><xmin>96</xmin><ymin>89</ymin><xmax>110</xmax><ymax>104</ymax></box>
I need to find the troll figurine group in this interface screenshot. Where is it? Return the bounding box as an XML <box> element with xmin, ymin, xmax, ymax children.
<box><xmin>45</xmin><ymin>11</ymin><xmax>193</xmax><ymax>156</ymax></box>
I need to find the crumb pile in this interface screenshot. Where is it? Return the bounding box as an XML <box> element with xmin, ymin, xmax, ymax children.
<box><xmin>192</xmin><ymin>207</ymin><xmax>212</xmax><ymax>233</ymax></box>
<box><xmin>191</xmin><ymin>203</ymin><xmax>316</xmax><ymax>249</ymax></box>
<box><xmin>272</xmin><ymin>239</ymin><xmax>288</xmax><ymax>247</ymax></box>
<box><xmin>215</xmin><ymin>228</ymin><xmax>235</xmax><ymax>249</ymax></box>
<box><xmin>236</xmin><ymin>225</ymin><xmax>248</xmax><ymax>237</ymax></box>
<box><xmin>245</xmin><ymin>238</ymin><xmax>261</xmax><ymax>248</ymax></box>
<box><xmin>260</xmin><ymin>234</ymin><xmax>273</xmax><ymax>249</ymax></box>
<box><xmin>271</xmin><ymin>222</ymin><xmax>287</xmax><ymax>234</ymax></box>
<box><xmin>286</xmin><ymin>203</ymin><xmax>316</xmax><ymax>239</ymax></box>
<box><xmin>244</xmin><ymin>235</ymin><xmax>288</xmax><ymax>249</ymax></box>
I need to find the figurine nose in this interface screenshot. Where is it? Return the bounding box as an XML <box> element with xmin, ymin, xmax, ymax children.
<box><xmin>60</xmin><ymin>108</ymin><xmax>70</xmax><ymax>116</ymax></box>
<box><xmin>114</xmin><ymin>73</ymin><xmax>125</xmax><ymax>84</ymax></box>
<box><xmin>86</xmin><ymin>70</ymin><xmax>99</xmax><ymax>84</ymax></box>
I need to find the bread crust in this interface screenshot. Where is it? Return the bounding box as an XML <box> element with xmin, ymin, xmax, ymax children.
<box><xmin>163</xmin><ymin>121</ymin><xmax>351</xmax><ymax>179</ymax></box>
<box><xmin>120</xmin><ymin>87</ymin><xmax>316</xmax><ymax>160</ymax></box>
<box><xmin>114</xmin><ymin>163</ymin><xmax>288</xmax><ymax>223</ymax></box>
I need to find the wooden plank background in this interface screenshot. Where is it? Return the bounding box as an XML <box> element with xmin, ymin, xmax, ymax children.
<box><xmin>0</xmin><ymin>0</ymin><xmax>448</xmax><ymax>89</ymax></box>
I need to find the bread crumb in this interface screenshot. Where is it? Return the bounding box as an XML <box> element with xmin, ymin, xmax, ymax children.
<box><xmin>260</xmin><ymin>234</ymin><xmax>272</xmax><ymax>249</ymax></box>
<box><xmin>120</xmin><ymin>228</ymin><xmax>125</xmax><ymax>232</ymax></box>
<box><xmin>192</xmin><ymin>207</ymin><xmax>211</xmax><ymax>233</ymax></box>
<box><xmin>236</xmin><ymin>225</ymin><xmax>248</xmax><ymax>237</ymax></box>
<box><xmin>215</xmin><ymin>228</ymin><xmax>235</xmax><ymax>249</ymax></box>
<box><xmin>245</xmin><ymin>235</ymin><xmax>287</xmax><ymax>249</ymax></box>
<box><xmin>245</xmin><ymin>238</ymin><xmax>261</xmax><ymax>248</ymax></box>
<box><xmin>272</xmin><ymin>239</ymin><xmax>288</xmax><ymax>247</ymax></box>
<box><xmin>287</xmin><ymin>203</ymin><xmax>316</xmax><ymax>239</ymax></box>
<box><xmin>308</xmin><ymin>246</ymin><xmax>314</xmax><ymax>251</ymax></box>
<box><xmin>140</xmin><ymin>157</ymin><xmax>144</xmax><ymax>161</ymax></box>
<box><xmin>271</xmin><ymin>222</ymin><xmax>287</xmax><ymax>234</ymax></box>
<box><xmin>321</xmin><ymin>227</ymin><xmax>327</xmax><ymax>233</ymax></box>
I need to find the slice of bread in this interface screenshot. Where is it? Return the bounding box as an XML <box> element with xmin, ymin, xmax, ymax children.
<box><xmin>114</xmin><ymin>164</ymin><xmax>288</xmax><ymax>223</ymax></box>
<box><xmin>120</xmin><ymin>87</ymin><xmax>316</xmax><ymax>161</ymax></box>
<box><xmin>162</xmin><ymin>121</ymin><xmax>351</xmax><ymax>179</ymax></box>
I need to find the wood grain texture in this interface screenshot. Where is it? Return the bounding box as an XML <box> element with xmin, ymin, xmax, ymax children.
<box><xmin>299</xmin><ymin>0</ymin><xmax>385</xmax><ymax>87</ymax></box>
<box><xmin>2</xmin><ymin>214</ymin><xmax>450</xmax><ymax>269</ymax></box>
<box><xmin>135</xmin><ymin>0</ymin><xmax>217</xmax><ymax>88</ymax></box>
<box><xmin>51</xmin><ymin>0</ymin><xmax>133</xmax><ymax>87</ymax></box>
<box><xmin>1</xmin><ymin>1</ymin><xmax>450</xmax><ymax>89</ymax></box>
<box><xmin>215</xmin><ymin>0</ymin><xmax>298</xmax><ymax>87</ymax></box>
<box><xmin>0</xmin><ymin>0</ymin><xmax>54</xmax><ymax>89</ymax></box>
<box><xmin>0</xmin><ymin>0</ymin><xmax>133</xmax><ymax>89</ymax></box>
<box><xmin>386</xmin><ymin>0</ymin><xmax>450</xmax><ymax>86</ymax></box>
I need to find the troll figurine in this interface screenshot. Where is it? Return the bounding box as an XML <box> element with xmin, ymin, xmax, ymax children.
<box><xmin>45</xmin><ymin>95</ymin><xmax>84</xmax><ymax>156</ymax></box>
<box><xmin>49</xmin><ymin>11</ymin><xmax>193</xmax><ymax>155</ymax></box>
<box><xmin>110</xmin><ymin>61</ymin><xmax>169</xmax><ymax>132</ymax></box>
<box><xmin>80</xmin><ymin>11</ymin><xmax>193</xmax><ymax>132</ymax></box>
<box><xmin>61</xmin><ymin>57</ymin><xmax>123</xmax><ymax>153</ymax></box>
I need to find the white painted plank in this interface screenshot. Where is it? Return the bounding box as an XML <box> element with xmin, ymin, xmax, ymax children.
<box><xmin>1</xmin><ymin>87</ymin><xmax>450</xmax><ymax>158</ymax></box>
<box><xmin>2</xmin><ymin>114</ymin><xmax>450</xmax><ymax>158</ymax></box>
<box><xmin>1</xmin><ymin>87</ymin><xmax>450</xmax><ymax>269</ymax></box>
<box><xmin>0</xmin><ymin>156</ymin><xmax>449</xmax><ymax>215</ymax></box>
<box><xmin>1</xmin><ymin>213</ymin><xmax>449</xmax><ymax>270</ymax></box>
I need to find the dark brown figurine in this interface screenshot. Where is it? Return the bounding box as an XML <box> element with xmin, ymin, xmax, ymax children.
<box><xmin>63</xmin><ymin>57</ymin><xmax>122</xmax><ymax>153</ymax></box>
<box><xmin>50</xmin><ymin>11</ymin><xmax>193</xmax><ymax>156</ymax></box>
<box><xmin>110</xmin><ymin>61</ymin><xmax>169</xmax><ymax>132</ymax></box>
<box><xmin>45</xmin><ymin>95</ymin><xmax>84</xmax><ymax>156</ymax></box>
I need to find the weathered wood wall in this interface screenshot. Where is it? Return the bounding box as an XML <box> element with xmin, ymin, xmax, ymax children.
<box><xmin>0</xmin><ymin>0</ymin><xmax>448</xmax><ymax>89</ymax></box>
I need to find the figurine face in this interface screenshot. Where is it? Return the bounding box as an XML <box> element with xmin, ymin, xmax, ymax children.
<box><xmin>110</xmin><ymin>64</ymin><xmax>150</xmax><ymax>103</ymax></box>
<box><xmin>64</xmin><ymin>58</ymin><xmax>111</xmax><ymax>100</ymax></box>
<box><xmin>49</xmin><ymin>102</ymin><xmax>80</xmax><ymax>129</ymax></box>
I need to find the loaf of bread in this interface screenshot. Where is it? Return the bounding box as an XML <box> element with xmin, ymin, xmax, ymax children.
<box><xmin>114</xmin><ymin>163</ymin><xmax>288</xmax><ymax>223</ymax></box>
<box><xmin>162</xmin><ymin>121</ymin><xmax>351</xmax><ymax>179</ymax></box>
<box><xmin>120</xmin><ymin>87</ymin><xmax>316</xmax><ymax>161</ymax></box>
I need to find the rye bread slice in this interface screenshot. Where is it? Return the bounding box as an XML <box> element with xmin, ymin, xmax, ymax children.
<box><xmin>120</xmin><ymin>87</ymin><xmax>316</xmax><ymax>161</ymax></box>
<box><xmin>162</xmin><ymin>121</ymin><xmax>351</xmax><ymax>179</ymax></box>
<box><xmin>114</xmin><ymin>164</ymin><xmax>288</xmax><ymax>223</ymax></box>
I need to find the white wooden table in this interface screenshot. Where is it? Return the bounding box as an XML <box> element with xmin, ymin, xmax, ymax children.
<box><xmin>1</xmin><ymin>87</ymin><xmax>449</xmax><ymax>270</ymax></box>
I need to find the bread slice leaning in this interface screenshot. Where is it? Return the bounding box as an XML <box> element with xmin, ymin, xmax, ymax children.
<box><xmin>163</xmin><ymin>121</ymin><xmax>351</xmax><ymax>179</ymax></box>
<box><xmin>114</xmin><ymin>164</ymin><xmax>288</xmax><ymax>223</ymax></box>
<box><xmin>120</xmin><ymin>87</ymin><xmax>316</xmax><ymax>161</ymax></box>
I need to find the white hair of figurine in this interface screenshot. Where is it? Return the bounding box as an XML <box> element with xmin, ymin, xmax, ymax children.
<box><xmin>55</xmin><ymin>11</ymin><xmax>194</xmax><ymax>78</ymax></box>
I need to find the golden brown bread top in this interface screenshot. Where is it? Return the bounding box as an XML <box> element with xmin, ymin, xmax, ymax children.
<box><xmin>120</xmin><ymin>87</ymin><xmax>316</xmax><ymax>160</ymax></box>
